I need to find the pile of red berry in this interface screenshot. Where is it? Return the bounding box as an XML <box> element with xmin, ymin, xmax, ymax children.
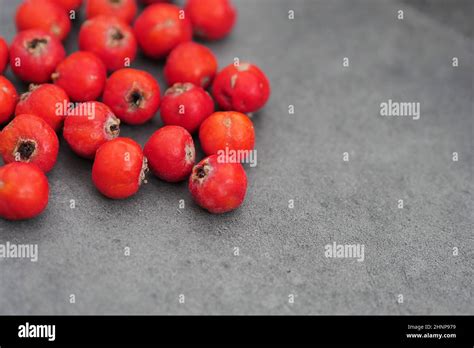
<box><xmin>0</xmin><ymin>0</ymin><xmax>270</xmax><ymax>220</ymax></box>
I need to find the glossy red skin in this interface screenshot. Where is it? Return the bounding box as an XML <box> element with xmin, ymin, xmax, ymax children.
<box><xmin>15</xmin><ymin>84</ymin><xmax>69</xmax><ymax>132</ymax></box>
<box><xmin>102</xmin><ymin>68</ymin><xmax>161</xmax><ymax>125</ymax></box>
<box><xmin>164</xmin><ymin>42</ymin><xmax>218</xmax><ymax>89</ymax></box>
<box><xmin>63</xmin><ymin>101</ymin><xmax>120</xmax><ymax>159</ymax></box>
<box><xmin>0</xmin><ymin>37</ymin><xmax>8</xmax><ymax>74</ymax></box>
<box><xmin>86</xmin><ymin>0</ymin><xmax>138</xmax><ymax>24</ymax></box>
<box><xmin>212</xmin><ymin>63</ymin><xmax>270</xmax><ymax>113</ymax></box>
<box><xmin>16</xmin><ymin>0</ymin><xmax>72</xmax><ymax>41</ymax></box>
<box><xmin>185</xmin><ymin>0</ymin><xmax>236</xmax><ymax>41</ymax></box>
<box><xmin>144</xmin><ymin>125</ymin><xmax>195</xmax><ymax>182</ymax></box>
<box><xmin>0</xmin><ymin>114</ymin><xmax>59</xmax><ymax>173</ymax></box>
<box><xmin>10</xmin><ymin>30</ymin><xmax>66</xmax><ymax>84</ymax></box>
<box><xmin>199</xmin><ymin>111</ymin><xmax>254</xmax><ymax>156</ymax></box>
<box><xmin>52</xmin><ymin>51</ymin><xmax>107</xmax><ymax>102</ymax></box>
<box><xmin>134</xmin><ymin>3</ymin><xmax>192</xmax><ymax>59</ymax></box>
<box><xmin>79</xmin><ymin>16</ymin><xmax>137</xmax><ymax>72</ymax></box>
<box><xmin>51</xmin><ymin>0</ymin><xmax>83</xmax><ymax>11</ymax></box>
<box><xmin>0</xmin><ymin>162</ymin><xmax>49</xmax><ymax>220</ymax></box>
<box><xmin>92</xmin><ymin>137</ymin><xmax>145</xmax><ymax>199</ymax></box>
<box><xmin>0</xmin><ymin>77</ymin><xmax>18</xmax><ymax>125</ymax></box>
<box><xmin>160</xmin><ymin>83</ymin><xmax>214</xmax><ymax>134</ymax></box>
<box><xmin>189</xmin><ymin>155</ymin><xmax>247</xmax><ymax>214</ymax></box>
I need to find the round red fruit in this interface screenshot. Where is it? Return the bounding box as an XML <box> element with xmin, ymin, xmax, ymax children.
<box><xmin>102</xmin><ymin>68</ymin><xmax>160</xmax><ymax>125</ymax></box>
<box><xmin>134</xmin><ymin>3</ymin><xmax>192</xmax><ymax>59</ymax></box>
<box><xmin>50</xmin><ymin>0</ymin><xmax>83</xmax><ymax>11</ymax></box>
<box><xmin>0</xmin><ymin>162</ymin><xmax>49</xmax><ymax>220</ymax></box>
<box><xmin>0</xmin><ymin>37</ymin><xmax>8</xmax><ymax>74</ymax></box>
<box><xmin>164</xmin><ymin>42</ymin><xmax>217</xmax><ymax>89</ymax></box>
<box><xmin>0</xmin><ymin>76</ymin><xmax>18</xmax><ymax>125</ymax></box>
<box><xmin>86</xmin><ymin>0</ymin><xmax>138</xmax><ymax>24</ymax></box>
<box><xmin>10</xmin><ymin>29</ymin><xmax>65</xmax><ymax>84</ymax></box>
<box><xmin>15</xmin><ymin>84</ymin><xmax>69</xmax><ymax>132</ymax></box>
<box><xmin>92</xmin><ymin>137</ymin><xmax>147</xmax><ymax>199</ymax></box>
<box><xmin>199</xmin><ymin>111</ymin><xmax>254</xmax><ymax>156</ymax></box>
<box><xmin>0</xmin><ymin>114</ymin><xmax>59</xmax><ymax>173</ymax></box>
<box><xmin>144</xmin><ymin>125</ymin><xmax>195</xmax><ymax>182</ymax></box>
<box><xmin>185</xmin><ymin>0</ymin><xmax>236</xmax><ymax>41</ymax></box>
<box><xmin>52</xmin><ymin>51</ymin><xmax>106</xmax><ymax>102</ymax></box>
<box><xmin>63</xmin><ymin>101</ymin><xmax>120</xmax><ymax>159</ymax></box>
<box><xmin>212</xmin><ymin>62</ymin><xmax>270</xmax><ymax>113</ymax></box>
<box><xmin>79</xmin><ymin>15</ymin><xmax>137</xmax><ymax>72</ymax></box>
<box><xmin>16</xmin><ymin>0</ymin><xmax>71</xmax><ymax>41</ymax></box>
<box><xmin>160</xmin><ymin>82</ymin><xmax>213</xmax><ymax>134</ymax></box>
<box><xmin>189</xmin><ymin>155</ymin><xmax>247</xmax><ymax>214</ymax></box>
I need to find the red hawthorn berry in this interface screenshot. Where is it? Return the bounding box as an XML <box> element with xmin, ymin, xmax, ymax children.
<box><xmin>0</xmin><ymin>114</ymin><xmax>59</xmax><ymax>173</ymax></box>
<box><xmin>63</xmin><ymin>101</ymin><xmax>120</xmax><ymax>159</ymax></box>
<box><xmin>164</xmin><ymin>42</ymin><xmax>218</xmax><ymax>89</ymax></box>
<box><xmin>50</xmin><ymin>0</ymin><xmax>83</xmax><ymax>11</ymax></box>
<box><xmin>79</xmin><ymin>15</ymin><xmax>137</xmax><ymax>72</ymax></box>
<box><xmin>160</xmin><ymin>82</ymin><xmax>214</xmax><ymax>134</ymax></box>
<box><xmin>0</xmin><ymin>76</ymin><xmax>18</xmax><ymax>125</ymax></box>
<box><xmin>212</xmin><ymin>62</ymin><xmax>270</xmax><ymax>114</ymax></box>
<box><xmin>134</xmin><ymin>3</ymin><xmax>192</xmax><ymax>59</ymax></box>
<box><xmin>92</xmin><ymin>137</ymin><xmax>148</xmax><ymax>199</ymax></box>
<box><xmin>144</xmin><ymin>125</ymin><xmax>195</xmax><ymax>182</ymax></box>
<box><xmin>86</xmin><ymin>0</ymin><xmax>138</xmax><ymax>24</ymax></box>
<box><xmin>15</xmin><ymin>84</ymin><xmax>69</xmax><ymax>132</ymax></box>
<box><xmin>199</xmin><ymin>111</ymin><xmax>254</xmax><ymax>156</ymax></box>
<box><xmin>189</xmin><ymin>154</ymin><xmax>247</xmax><ymax>214</ymax></box>
<box><xmin>185</xmin><ymin>0</ymin><xmax>237</xmax><ymax>41</ymax></box>
<box><xmin>10</xmin><ymin>29</ymin><xmax>66</xmax><ymax>84</ymax></box>
<box><xmin>102</xmin><ymin>68</ymin><xmax>161</xmax><ymax>125</ymax></box>
<box><xmin>0</xmin><ymin>162</ymin><xmax>49</xmax><ymax>220</ymax></box>
<box><xmin>0</xmin><ymin>37</ymin><xmax>8</xmax><ymax>74</ymax></box>
<box><xmin>15</xmin><ymin>0</ymin><xmax>72</xmax><ymax>41</ymax></box>
<box><xmin>52</xmin><ymin>51</ymin><xmax>107</xmax><ymax>102</ymax></box>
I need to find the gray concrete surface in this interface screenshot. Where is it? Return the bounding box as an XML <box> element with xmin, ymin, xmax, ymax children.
<box><xmin>0</xmin><ymin>0</ymin><xmax>472</xmax><ymax>315</ymax></box>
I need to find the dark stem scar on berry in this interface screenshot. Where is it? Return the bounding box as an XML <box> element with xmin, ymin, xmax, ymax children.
<box><xmin>14</xmin><ymin>139</ymin><xmax>37</xmax><ymax>162</ymax></box>
<box><xmin>127</xmin><ymin>89</ymin><xmax>145</xmax><ymax>110</ymax></box>
<box><xmin>139</xmin><ymin>157</ymin><xmax>149</xmax><ymax>185</ymax></box>
<box><xmin>192</xmin><ymin>160</ymin><xmax>211</xmax><ymax>184</ymax></box>
<box><xmin>109</xmin><ymin>0</ymin><xmax>123</xmax><ymax>5</ymax></box>
<box><xmin>185</xmin><ymin>143</ymin><xmax>195</xmax><ymax>164</ymax></box>
<box><xmin>25</xmin><ymin>37</ymin><xmax>49</xmax><ymax>55</ymax></box>
<box><xmin>108</xmin><ymin>27</ymin><xmax>125</xmax><ymax>47</ymax></box>
<box><xmin>104</xmin><ymin>115</ymin><xmax>120</xmax><ymax>139</ymax></box>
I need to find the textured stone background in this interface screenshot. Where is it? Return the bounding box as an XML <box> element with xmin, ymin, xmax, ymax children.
<box><xmin>0</xmin><ymin>0</ymin><xmax>472</xmax><ymax>314</ymax></box>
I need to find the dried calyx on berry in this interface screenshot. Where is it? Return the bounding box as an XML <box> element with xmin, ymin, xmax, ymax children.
<box><xmin>105</xmin><ymin>115</ymin><xmax>121</xmax><ymax>137</ymax></box>
<box><xmin>165</xmin><ymin>82</ymin><xmax>193</xmax><ymax>96</ymax></box>
<box><xmin>193</xmin><ymin>161</ymin><xmax>211</xmax><ymax>182</ymax></box>
<box><xmin>127</xmin><ymin>89</ymin><xmax>145</xmax><ymax>109</ymax></box>
<box><xmin>26</xmin><ymin>37</ymin><xmax>48</xmax><ymax>54</ymax></box>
